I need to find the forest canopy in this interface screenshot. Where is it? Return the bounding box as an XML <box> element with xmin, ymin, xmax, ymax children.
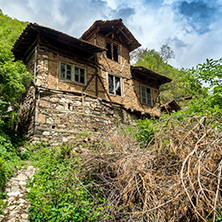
<box><xmin>0</xmin><ymin>9</ymin><xmax>32</xmax><ymax>115</ymax></box>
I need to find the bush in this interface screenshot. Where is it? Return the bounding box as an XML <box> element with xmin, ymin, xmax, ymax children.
<box><xmin>79</xmin><ymin>115</ymin><xmax>222</xmax><ymax>221</ymax></box>
<box><xmin>27</xmin><ymin>144</ymin><xmax>106</xmax><ymax>221</ymax></box>
<box><xmin>0</xmin><ymin>118</ymin><xmax>24</xmax><ymax>199</ymax></box>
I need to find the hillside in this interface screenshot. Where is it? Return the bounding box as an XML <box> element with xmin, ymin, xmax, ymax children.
<box><xmin>0</xmin><ymin>9</ymin><xmax>27</xmax><ymax>46</ymax></box>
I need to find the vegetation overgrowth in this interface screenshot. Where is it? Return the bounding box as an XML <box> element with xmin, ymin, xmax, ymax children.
<box><xmin>0</xmin><ymin>10</ymin><xmax>30</xmax><ymax>211</ymax></box>
<box><xmin>18</xmin><ymin>112</ymin><xmax>220</xmax><ymax>221</ymax></box>
<box><xmin>0</xmin><ymin>9</ymin><xmax>221</xmax><ymax>221</ymax></box>
<box><xmin>25</xmin><ymin>141</ymin><xmax>106</xmax><ymax>221</ymax></box>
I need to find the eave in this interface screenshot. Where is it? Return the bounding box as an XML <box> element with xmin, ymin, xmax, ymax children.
<box><xmin>131</xmin><ymin>66</ymin><xmax>172</xmax><ymax>86</ymax></box>
<box><xmin>12</xmin><ymin>23</ymin><xmax>105</xmax><ymax>61</ymax></box>
<box><xmin>81</xmin><ymin>19</ymin><xmax>141</xmax><ymax>52</ymax></box>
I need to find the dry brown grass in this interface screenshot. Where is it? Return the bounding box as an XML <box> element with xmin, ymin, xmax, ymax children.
<box><xmin>78</xmin><ymin>115</ymin><xmax>222</xmax><ymax>221</ymax></box>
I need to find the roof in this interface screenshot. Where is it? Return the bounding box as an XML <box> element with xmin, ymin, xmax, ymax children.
<box><xmin>81</xmin><ymin>19</ymin><xmax>141</xmax><ymax>52</ymax></box>
<box><xmin>131</xmin><ymin>66</ymin><xmax>172</xmax><ymax>86</ymax></box>
<box><xmin>160</xmin><ymin>99</ymin><xmax>181</xmax><ymax>114</ymax></box>
<box><xmin>13</xmin><ymin>23</ymin><xmax>105</xmax><ymax>61</ymax></box>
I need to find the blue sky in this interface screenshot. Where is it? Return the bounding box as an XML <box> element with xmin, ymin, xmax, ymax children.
<box><xmin>1</xmin><ymin>0</ymin><xmax>222</xmax><ymax>69</ymax></box>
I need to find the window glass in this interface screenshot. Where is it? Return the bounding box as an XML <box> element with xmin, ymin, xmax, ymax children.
<box><xmin>60</xmin><ymin>63</ymin><xmax>66</xmax><ymax>78</ymax></box>
<box><xmin>108</xmin><ymin>74</ymin><xmax>122</xmax><ymax>96</ymax></box>
<box><xmin>106</xmin><ymin>42</ymin><xmax>112</xmax><ymax>59</ymax></box>
<box><xmin>106</xmin><ymin>42</ymin><xmax>118</xmax><ymax>62</ymax></box>
<box><xmin>141</xmin><ymin>97</ymin><xmax>146</xmax><ymax>104</ymax></box>
<box><xmin>74</xmin><ymin>67</ymin><xmax>79</xmax><ymax>82</ymax></box>
<box><xmin>60</xmin><ymin>62</ymin><xmax>86</xmax><ymax>85</ymax></box>
<box><xmin>80</xmin><ymin>68</ymin><xmax>85</xmax><ymax>84</ymax></box>
<box><xmin>66</xmin><ymin>64</ymin><xmax>71</xmax><ymax>80</ymax></box>
<box><xmin>115</xmin><ymin>76</ymin><xmax>121</xmax><ymax>96</ymax></box>
<box><xmin>108</xmin><ymin>74</ymin><xmax>114</xmax><ymax>94</ymax></box>
<box><xmin>113</xmin><ymin>44</ymin><xmax>118</xmax><ymax>62</ymax></box>
<box><xmin>141</xmin><ymin>85</ymin><xmax>152</xmax><ymax>106</ymax></box>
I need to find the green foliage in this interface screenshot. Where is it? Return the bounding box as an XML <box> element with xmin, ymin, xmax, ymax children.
<box><xmin>0</xmin><ymin>122</ymin><xmax>23</xmax><ymax>198</ymax></box>
<box><xmin>160</xmin><ymin>44</ymin><xmax>175</xmax><ymax>63</ymax></box>
<box><xmin>133</xmin><ymin>47</ymin><xmax>194</xmax><ymax>103</ymax></box>
<box><xmin>27</xmin><ymin>144</ymin><xmax>106</xmax><ymax>221</ymax></box>
<box><xmin>0</xmin><ymin>10</ymin><xmax>30</xmax><ymax>210</ymax></box>
<box><xmin>0</xmin><ymin>9</ymin><xmax>32</xmax><ymax>115</ymax></box>
<box><xmin>217</xmin><ymin>212</ymin><xmax>222</xmax><ymax>221</ymax></box>
<box><xmin>0</xmin><ymin>41</ymin><xmax>32</xmax><ymax>115</ymax></box>
<box><xmin>182</xmin><ymin>58</ymin><xmax>222</xmax><ymax>116</ymax></box>
<box><xmin>0</xmin><ymin>9</ymin><xmax>27</xmax><ymax>47</ymax></box>
<box><xmin>134</xmin><ymin>118</ymin><xmax>156</xmax><ymax>148</ymax></box>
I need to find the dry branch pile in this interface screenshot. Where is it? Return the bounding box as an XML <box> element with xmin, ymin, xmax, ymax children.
<box><xmin>79</xmin><ymin>115</ymin><xmax>222</xmax><ymax>221</ymax></box>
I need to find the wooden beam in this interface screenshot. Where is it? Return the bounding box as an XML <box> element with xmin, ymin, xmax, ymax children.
<box><xmin>95</xmin><ymin>73</ymin><xmax>98</xmax><ymax>97</ymax></box>
<box><xmin>39</xmin><ymin>45</ymin><xmax>99</xmax><ymax>69</ymax></box>
<box><xmin>116</xmin><ymin>26</ymin><xmax>130</xmax><ymax>44</ymax></box>
<box><xmin>24</xmin><ymin>34</ymin><xmax>39</xmax><ymax>58</ymax></box>
<box><xmin>132</xmin><ymin>75</ymin><xmax>158</xmax><ymax>88</ymax></box>
<box><xmin>82</xmin><ymin>70</ymin><xmax>97</xmax><ymax>93</ymax></box>
<box><xmin>39</xmin><ymin>34</ymin><xmax>99</xmax><ymax>60</ymax></box>
<box><xmin>97</xmin><ymin>74</ymin><xmax>112</xmax><ymax>102</ymax></box>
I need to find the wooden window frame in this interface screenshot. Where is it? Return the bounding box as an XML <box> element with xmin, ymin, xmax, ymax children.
<box><xmin>106</xmin><ymin>41</ymin><xmax>119</xmax><ymax>62</ymax></box>
<box><xmin>59</xmin><ymin>61</ymin><xmax>87</xmax><ymax>85</ymax></box>
<box><xmin>108</xmin><ymin>73</ymin><xmax>122</xmax><ymax>96</ymax></box>
<box><xmin>140</xmin><ymin>84</ymin><xmax>153</xmax><ymax>106</ymax></box>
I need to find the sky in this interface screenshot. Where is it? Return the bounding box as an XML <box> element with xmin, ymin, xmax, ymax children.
<box><xmin>1</xmin><ymin>0</ymin><xmax>222</xmax><ymax>69</ymax></box>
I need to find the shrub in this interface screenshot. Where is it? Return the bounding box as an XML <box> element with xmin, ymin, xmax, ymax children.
<box><xmin>27</xmin><ymin>144</ymin><xmax>106</xmax><ymax>221</ymax></box>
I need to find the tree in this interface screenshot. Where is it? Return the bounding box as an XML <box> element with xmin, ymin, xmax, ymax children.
<box><xmin>183</xmin><ymin>58</ymin><xmax>222</xmax><ymax>115</ymax></box>
<box><xmin>160</xmin><ymin>44</ymin><xmax>175</xmax><ymax>63</ymax></box>
<box><xmin>0</xmin><ymin>10</ymin><xmax>31</xmax><ymax>116</ymax></box>
<box><xmin>0</xmin><ymin>43</ymin><xmax>32</xmax><ymax>115</ymax></box>
<box><xmin>133</xmin><ymin>47</ymin><xmax>193</xmax><ymax>103</ymax></box>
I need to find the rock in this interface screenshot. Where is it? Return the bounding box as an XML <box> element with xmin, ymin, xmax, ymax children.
<box><xmin>7</xmin><ymin>191</ymin><xmax>20</xmax><ymax>197</ymax></box>
<box><xmin>0</xmin><ymin>215</ymin><xmax>4</xmax><ymax>222</ymax></box>
<box><xmin>2</xmin><ymin>165</ymin><xmax>38</xmax><ymax>221</ymax></box>
<box><xmin>21</xmin><ymin>213</ymin><xmax>29</xmax><ymax>219</ymax></box>
<box><xmin>18</xmin><ymin>147</ymin><xmax>27</xmax><ymax>154</ymax></box>
<box><xmin>8</xmin><ymin>218</ymin><xmax>17</xmax><ymax>222</ymax></box>
<box><xmin>15</xmin><ymin>174</ymin><xmax>28</xmax><ymax>181</ymax></box>
<box><xmin>8</xmin><ymin>205</ymin><xmax>16</xmax><ymax>211</ymax></box>
<box><xmin>19</xmin><ymin>181</ymin><xmax>27</xmax><ymax>185</ymax></box>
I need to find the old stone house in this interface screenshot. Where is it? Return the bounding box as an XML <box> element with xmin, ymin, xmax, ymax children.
<box><xmin>13</xmin><ymin>19</ymin><xmax>171</xmax><ymax>144</ymax></box>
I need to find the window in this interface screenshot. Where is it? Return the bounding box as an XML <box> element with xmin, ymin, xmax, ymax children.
<box><xmin>106</xmin><ymin>42</ymin><xmax>118</xmax><ymax>62</ymax></box>
<box><xmin>60</xmin><ymin>62</ymin><xmax>86</xmax><ymax>85</ymax></box>
<box><xmin>74</xmin><ymin>66</ymin><xmax>85</xmax><ymax>84</ymax></box>
<box><xmin>141</xmin><ymin>85</ymin><xmax>153</xmax><ymax>106</ymax></box>
<box><xmin>108</xmin><ymin>74</ymin><xmax>121</xmax><ymax>96</ymax></box>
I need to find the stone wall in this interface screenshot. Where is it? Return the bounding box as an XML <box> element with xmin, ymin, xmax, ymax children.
<box><xmin>20</xmin><ymin>87</ymin><xmax>140</xmax><ymax>145</ymax></box>
<box><xmin>28</xmin><ymin>45</ymin><xmax>161</xmax><ymax>118</ymax></box>
<box><xmin>17</xmin><ymin>86</ymin><xmax>36</xmax><ymax>137</ymax></box>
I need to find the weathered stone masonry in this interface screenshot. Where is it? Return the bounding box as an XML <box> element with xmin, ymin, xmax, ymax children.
<box><xmin>18</xmin><ymin>86</ymin><xmax>140</xmax><ymax>145</ymax></box>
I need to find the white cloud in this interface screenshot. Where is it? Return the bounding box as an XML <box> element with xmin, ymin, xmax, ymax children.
<box><xmin>0</xmin><ymin>0</ymin><xmax>222</xmax><ymax>68</ymax></box>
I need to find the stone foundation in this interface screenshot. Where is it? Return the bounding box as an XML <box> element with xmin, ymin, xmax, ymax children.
<box><xmin>18</xmin><ymin>86</ymin><xmax>142</xmax><ymax>145</ymax></box>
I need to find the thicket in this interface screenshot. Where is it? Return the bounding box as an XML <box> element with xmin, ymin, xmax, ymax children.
<box><xmin>24</xmin><ymin>138</ymin><xmax>108</xmax><ymax>221</ymax></box>
<box><xmin>0</xmin><ymin>9</ymin><xmax>30</xmax><ymax>206</ymax></box>
<box><xmin>22</xmin><ymin>110</ymin><xmax>221</xmax><ymax>221</ymax></box>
